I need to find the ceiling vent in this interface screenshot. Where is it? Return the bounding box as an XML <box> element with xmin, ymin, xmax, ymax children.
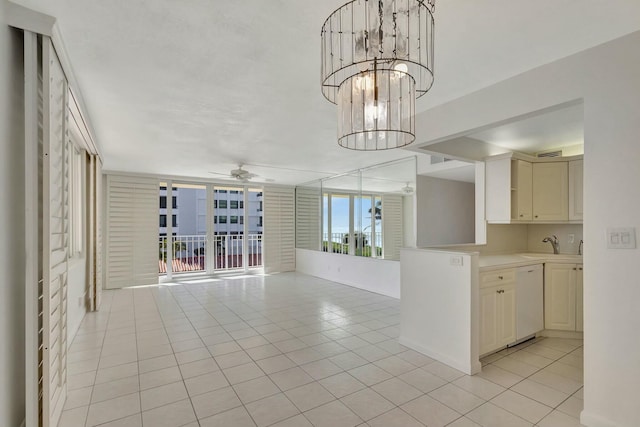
<box><xmin>537</xmin><ymin>150</ymin><xmax>562</xmax><ymax>158</ymax></box>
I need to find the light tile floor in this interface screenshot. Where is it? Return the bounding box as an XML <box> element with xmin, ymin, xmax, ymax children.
<box><xmin>59</xmin><ymin>272</ymin><xmax>584</xmax><ymax>427</ymax></box>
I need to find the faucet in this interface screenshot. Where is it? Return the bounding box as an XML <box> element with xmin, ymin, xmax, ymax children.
<box><xmin>542</xmin><ymin>235</ymin><xmax>560</xmax><ymax>254</ymax></box>
<box><xmin>578</xmin><ymin>239</ymin><xmax>584</xmax><ymax>256</ymax></box>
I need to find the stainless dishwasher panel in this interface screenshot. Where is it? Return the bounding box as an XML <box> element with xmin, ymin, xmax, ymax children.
<box><xmin>516</xmin><ymin>264</ymin><xmax>544</xmax><ymax>341</ymax></box>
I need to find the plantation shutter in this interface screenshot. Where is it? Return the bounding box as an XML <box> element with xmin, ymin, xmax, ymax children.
<box><xmin>42</xmin><ymin>39</ymin><xmax>69</xmax><ymax>427</ymax></box>
<box><xmin>295</xmin><ymin>186</ymin><xmax>321</xmax><ymax>250</ymax></box>
<box><xmin>263</xmin><ymin>186</ymin><xmax>296</xmax><ymax>273</ymax></box>
<box><xmin>382</xmin><ymin>194</ymin><xmax>403</xmax><ymax>260</ymax></box>
<box><xmin>87</xmin><ymin>155</ymin><xmax>103</xmax><ymax>310</ymax></box>
<box><xmin>106</xmin><ymin>175</ymin><xmax>158</xmax><ymax>288</ymax></box>
<box><xmin>94</xmin><ymin>159</ymin><xmax>103</xmax><ymax>305</ymax></box>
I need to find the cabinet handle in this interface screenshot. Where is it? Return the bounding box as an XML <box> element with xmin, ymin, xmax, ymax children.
<box><xmin>498</xmin><ymin>275</ymin><xmax>504</xmax><ymax>280</ymax></box>
<box><xmin>578</xmin><ymin>267</ymin><xmax>583</xmax><ymax>271</ymax></box>
<box><xmin>519</xmin><ymin>214</ymin><xmax>523</xmax><ymax>217</ymax></box>
<box><xmin>535</xmin><ymin>215</ymin><xmax>539</xmax><ymax>218</ymax></box>
<box><xmin>573</xmin><ymin>267</ymin><xmax>577</xmax><ymax>270</ymax></box>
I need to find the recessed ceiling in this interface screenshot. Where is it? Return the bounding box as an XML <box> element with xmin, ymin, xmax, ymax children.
<box><xmin>12</xmin><ymin>0</ymin><xmax>640</xmax><ymax>184</ymax></box>
<box><xmin>468</xmin><ymin>103</ymin><xmax>584</xmax><ymax>155</ymax></box>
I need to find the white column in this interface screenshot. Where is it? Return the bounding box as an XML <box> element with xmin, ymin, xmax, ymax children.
<box><xmin>166</xmin><ymin>180</ymin><xmax>173</xmax><ymax>280</ymax></box>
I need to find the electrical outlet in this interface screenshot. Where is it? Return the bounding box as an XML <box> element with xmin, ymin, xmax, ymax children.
<box><xmin>450</xmin><ymin>255</ymin><xmax>463</xmax><ymax>266</ymax></box>
<box><xmin>568</xmin><ymin>234</ymin><xmax>575</xmax><ymax>244</ymax></box>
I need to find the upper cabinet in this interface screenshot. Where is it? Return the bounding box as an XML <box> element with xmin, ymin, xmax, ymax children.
<box><xmin>569</xmin><ymin>160</ymin><xmax>584</xmax><ymax>221</ymax></box>
<box><xmin>532</xmin><ymin>162</ymin><xmax>568</xmax><ymax>221</ymax></box>
<box><xmin>485</xmin><ymin>153</ymin><xmax>582</xmax><ymax>224</ymax></box>
<box><xmin>512</xmin><ymin>160</ymin><xmax>533</xmax><ymax>221</ymax></box>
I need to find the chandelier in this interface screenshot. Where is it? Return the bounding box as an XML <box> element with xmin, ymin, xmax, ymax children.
<box><xmin>321</xmin><ymin>0</ymin><xmax>435</xmax><ymax>150</ymax></box>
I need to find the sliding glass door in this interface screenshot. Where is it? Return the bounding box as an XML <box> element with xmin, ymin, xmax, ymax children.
<box><xmin>159</xmin><ymin>182</ymin><xmax>263</xmax><ymax>277</ymax></box>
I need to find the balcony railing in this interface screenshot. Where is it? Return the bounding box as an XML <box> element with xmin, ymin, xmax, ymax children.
<box><xmin>159</xmin><ymin>234</ymin><xmax>262</xmax><ymax>273</ymax></box>
<box><xmin>322</xmin><ymin>231</ymin><xmax>382</xmax><ymax>257</ymax></box>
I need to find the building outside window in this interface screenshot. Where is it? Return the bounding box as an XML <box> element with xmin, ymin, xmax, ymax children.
<box><xmin>230</xmin><ymin>200</ymin><xmax>239</xmax><ymax>209</ymax></box>
<box><xmin>219</xmin><ymin>216</ymin><xmax>227</xmax><ymax>224</ymax></box>
<box><xmin>230</xmin><ymin>216</ymin><xmax>238</xmax><ymax>224</ymax></box>
<box><xmin>219</xmin><ymin>200</ymin><xmax>228</xmax><ymax>209</ymax></box>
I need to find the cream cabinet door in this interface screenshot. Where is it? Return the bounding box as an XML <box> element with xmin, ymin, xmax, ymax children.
<box><xmin>569</xmin><ymin>160</ymin><xmax>584</xmax><ymax>221</ymax></box>
<box><xmin>576</xmin><ymin>265</ymin><xmax>584</xmax><ymax>332</ymax></box>
<box><xmin>499</xmin><ymin>284</ymin><xmax>517</xmax><ymax>346</ymax></box>
<box><xmin>532</xmin><ymin>162</ymin><xmax>569</xmax><ymax>221</ymax></box>
<box><xmin>479</xmin><ymin>287</ymin><xmax>500</xmax><ymax>355</ymax></box>
<box><xmin>512</xmin><ymin>160</ymin><xmax>533</xmax><ymax>220</ymax></box>
<box><xmin>544</xmin><ymin>263</ymin><xmax>577</xmax><ymax>330</ymax></box>
<box><xmin>479</xmin><ymin>282</ymin><xmax>517</xmax><ymax>355</ymax></box>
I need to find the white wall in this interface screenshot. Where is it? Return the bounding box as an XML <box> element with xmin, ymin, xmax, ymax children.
<box><xmin>296</xmin><ymin>249</ymin><xmax>400</xmax><ymax>299</ymax></box>
<box><xmin>403</xmin><ymin>194</ymin><xmax>416</xmax><ymax>248</ymax></box>
<box><xmin>414</xmin><ymin>30</ymin><xmax>640</xmax><ymax>427</ymax></box>
<box><xmin>416</xmin><ymin>175</ymin><xmax>475</xmax><ymax>247</ymax></box>
<box><xmin>67</xmin><ymin>260</ymin><xmax>87</xmax><ymax>342</ymax></box>
<box><xmin>0</xmin><ymin>14</ymin><xmax>26</xmax><ymax>427</ymax></box>
<box><xmin>399</xmin><ymin>248</ymin><xmax>480</xmax><ymax>375</ymax></box>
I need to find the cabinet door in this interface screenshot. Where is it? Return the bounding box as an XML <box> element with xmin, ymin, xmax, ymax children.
<box><xmin>569</xmin><ymin>160</ymin><xmax>584</xmax><ymax>221</ymax></box>
<box><xmin>479</xmin><ymin>287</ymin><xmax>500</xmax><ymax>355</ymax></box>
<box><xmin>486</xmin><ymin>157</ymin><xmax>512</xmax><ymax>222</ymax></box>
<box><xmin>512</xmin><ymin>160</ymin><xmax>532</xmax><ymax>220</ymax></box>
<box><xmin>576</xmin><ymin>265</ymin><xmax>584</xmax><ymax>332</ymax></box>
<box><xmin>532</xmin><ymin>162</ymin><xmax>569</xmax><ymax>221</ymax></box>
<box><xmin>499</xmin><ymin>284</ymin><xmax>517</xmax><ymax>346</ymax></box>
<box><xmin>544</xmin><ymin>263</ymin><xmax>577</xmax><ymax>330</ymax></box>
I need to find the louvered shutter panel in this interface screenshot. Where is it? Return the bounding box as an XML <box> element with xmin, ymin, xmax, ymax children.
<box><xmin>42</xmin><ymin>39</ymin><xmax>69</xmax><ymax>427</ymax></box>
<box><xmin>382</xmin><ymin>194</ymin><xmax>403</xmax><ymax>260</ymax></box>
<box><xmin>94</xmin><ymin>159</ymin><xmax>103</xmax><ymax>305</ymax></box>
<box><xmin>295</xmin><ymin>187</ymin><xmax>321</xmax><ymax>250</ymax></box>
<box><xmin>263</xmin><ymin>187</ymin><xmax>296</xmax><ymax>273</ymax></box>
<box><xmin>106</xmin><ymin>175</ymin><xmax>159</xmax><ymax>288</ymax></box>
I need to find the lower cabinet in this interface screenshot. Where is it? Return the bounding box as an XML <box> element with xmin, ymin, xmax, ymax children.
<box><xmin>479</xmin><ymin>270</ymin><xmax>516</xmax><ymax>355</ymax></box>
<box><xmin>544</xmin><ymin>263</ymin><xmax>584</xmax><ymax>331</ymax></box>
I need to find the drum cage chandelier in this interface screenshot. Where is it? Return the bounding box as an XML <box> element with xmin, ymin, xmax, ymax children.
<box><xmin>321</xmin><ymin>0</ymin><xmax>435</xmax><ymax>150</ymax></box>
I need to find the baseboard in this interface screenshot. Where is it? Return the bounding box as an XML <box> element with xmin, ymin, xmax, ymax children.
<box><xmin>540</xmin><ymin>329</ymin><xmax>584</xmax><ymax>339</ymax></box>
<box><xmin>580</xmin><ymin>410</ymin><xmax>619</xmax><ymax>427</ymax></box>
<box><xmin>398</xmin><ymin>336</ymin><xmax>481</xmax><ymax>375</ymax></box>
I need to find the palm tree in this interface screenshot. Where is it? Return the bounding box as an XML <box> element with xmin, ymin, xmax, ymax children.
<box><xmin>368</xmin><ymin>200</ymin><xmax>382</xmax><ymax>220</ymax></box>
<box><xmin>159</xmin><ymin>238</ymin><xmax>187</xmax><ymax>261</ymax></box>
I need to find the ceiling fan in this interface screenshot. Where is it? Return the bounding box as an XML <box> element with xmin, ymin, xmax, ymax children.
<box><xmin>209</xmin><ymin>165</ymin><xmax>258</xmax><ymax>182</ymax></box>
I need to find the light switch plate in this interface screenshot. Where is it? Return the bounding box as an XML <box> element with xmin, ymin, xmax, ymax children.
<box><xmin>607</xmin><ymin>227</ymin><xmax>637</xmax><ymax>249</ymax></box>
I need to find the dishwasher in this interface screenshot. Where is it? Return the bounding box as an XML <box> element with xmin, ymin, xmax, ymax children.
<box><xmin>515</xmin><ymin>264</ymin><xmax>544</xmax><ymax>342</ymax></box>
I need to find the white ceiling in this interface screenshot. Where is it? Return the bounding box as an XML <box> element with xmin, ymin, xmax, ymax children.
<box><xmin>13</xmin><ymin>0</ymin><xmax>640</xmax><ymax>185</ymax></box>
<box><xmin>468</xmin><ymin>103</ymin><xmax>584</xmax><ymax>155</ymax></box>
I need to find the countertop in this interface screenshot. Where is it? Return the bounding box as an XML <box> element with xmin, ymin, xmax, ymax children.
<box><xmin>479</xmin><ymin>253</ymin><xmax>583</xmax><ymax>271</ymax></box>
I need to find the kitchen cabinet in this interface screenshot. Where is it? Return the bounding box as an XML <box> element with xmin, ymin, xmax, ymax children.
<box><xmin>544</xmin><ymin>263</ymin><xmax>583</xmax><ymax>331</ymax></box>
<box><xmin>485</xmin><ymin>157</ymin><xmax>532</xmax><ymax>222</ymax></box>
<box><xmin>569</xmin><ymin>159</ymin><xmax>584</xmax><ymax>221</ymax></box>
<box><xmin>479</xmin><ymin>269</ymin><xmax>517</xmax><ymax>355</ymax></box>
<box><xmin>485</xmin><ymin>154</ymin><xmax>581</xmax><ymax>224</ymax></box>
<box><xmin>512</xmin><ymin>160</ymin><xmax>533</xmax><ymax>220</ymax></box>
<box><xmin>532</xmin><ymin>162</ymin><xmax>569</xmax><ymax>221</ymax></box>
